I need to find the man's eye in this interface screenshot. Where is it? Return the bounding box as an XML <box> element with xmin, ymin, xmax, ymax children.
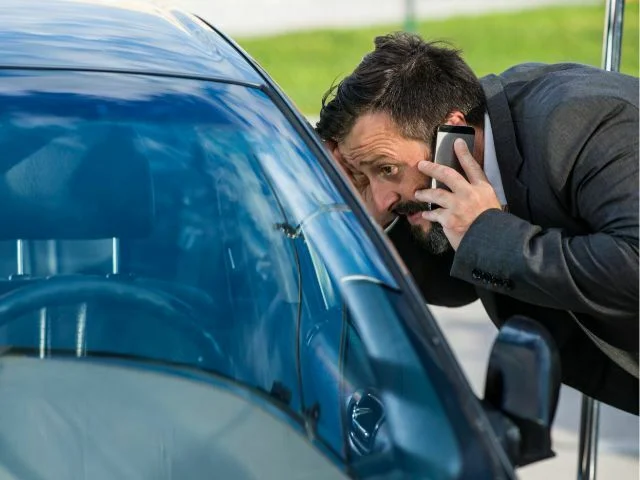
<box><xmin>379</xmin><ymin>165</ymin><xmax>398</xmax><ymax>176</ymax></box>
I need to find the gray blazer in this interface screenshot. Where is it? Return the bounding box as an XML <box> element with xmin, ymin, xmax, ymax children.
<box><xmin>390</xmin><ymin>63</ymin><xmax>639</xmax><ymax>414</ymax></box>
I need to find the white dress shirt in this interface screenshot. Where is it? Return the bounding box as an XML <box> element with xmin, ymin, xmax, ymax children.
<box><xmin>482</xmin><ymin>113</ymin><xmax>507</xmax><ymax>207</ymax></box>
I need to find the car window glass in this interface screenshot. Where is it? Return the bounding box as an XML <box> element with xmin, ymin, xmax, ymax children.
<box><xmin>297</xmin><ymin>237</ymin><xmax>346</xmax><ymax>456</ymax></box>
<box><xmin>0</xmin><ymin>76</ymin><xmax>307</xmax><ymax>412</ymax></box>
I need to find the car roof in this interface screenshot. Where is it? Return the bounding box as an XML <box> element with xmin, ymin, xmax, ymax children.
<box><xmin>0</xmin><ymin>0</ymin><xmax>264</xmax><ymax>85</ymax></box>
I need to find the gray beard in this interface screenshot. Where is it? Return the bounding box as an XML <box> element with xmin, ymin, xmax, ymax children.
<box><xmin>410</xmin><ymin>222</ymin><xmax>451</xmax><ymax>255</ymax></box>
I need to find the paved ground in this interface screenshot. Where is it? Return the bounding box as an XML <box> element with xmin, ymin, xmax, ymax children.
<box><xmin>167</xmin><ymin>1</ymin><xmax>637</xmax><ymax>477</ymax></box>
<box><xmin>174</xmin><ymin>0</ymin><xmax>599</xmax><ymax>37</ymax></box>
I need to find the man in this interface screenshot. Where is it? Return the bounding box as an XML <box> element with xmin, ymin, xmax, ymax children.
<box><xmin>316</xmin><ymin>32</ymin><xmax>639</xmax><ymax>414</ymax></box>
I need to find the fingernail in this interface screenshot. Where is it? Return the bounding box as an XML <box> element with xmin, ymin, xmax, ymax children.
<box><xmin>418</xmin><ymin>160</ymin><xmax>429</xmax><ymax>169</ymax></box>
<box><xmin>455</xmin><ymin>138</ymin><xmax>465</xmax><ymax>147</ymax></box>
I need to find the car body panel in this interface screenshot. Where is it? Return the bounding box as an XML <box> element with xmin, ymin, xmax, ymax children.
<box><xmin>0</xmin><ymin>0</ymin><xmax>263</xmax><ymax>84</ymax></box>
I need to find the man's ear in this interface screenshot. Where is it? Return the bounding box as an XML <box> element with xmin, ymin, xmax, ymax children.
<box><xmin>444</xmin><ymin>111</ymin><xmax>467</xmax><ymax>126</ymax></box>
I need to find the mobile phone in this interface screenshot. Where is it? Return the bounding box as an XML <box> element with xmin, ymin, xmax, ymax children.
<box><xmin>432</xmin><ymin>125</ymin><xmax>475</xmax><ymax>191</ymax></box>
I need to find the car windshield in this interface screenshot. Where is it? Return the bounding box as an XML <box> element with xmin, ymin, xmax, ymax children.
<box><xmin>0</xmin><ymin>71</ymin><xmax>343</xmax><ymax>412</ymax></box>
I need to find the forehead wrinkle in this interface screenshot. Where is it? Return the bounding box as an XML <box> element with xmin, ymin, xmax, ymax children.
<box><xmin>348</xmin><ymin>137</ymin><xmax>398</xmax><ymax>167</ymax></box>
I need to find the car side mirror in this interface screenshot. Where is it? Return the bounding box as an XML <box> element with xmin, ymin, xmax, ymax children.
<box><xmin>483</xmin><ymin>315</ymin><xmax>561</xmax><ymax>467</ymax></box>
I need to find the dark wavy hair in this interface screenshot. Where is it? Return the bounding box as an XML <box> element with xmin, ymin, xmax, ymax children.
<box><xmin>315</xmin><ymin>32</ymin><xmax>486</xmax><ymax>147</ymax></box>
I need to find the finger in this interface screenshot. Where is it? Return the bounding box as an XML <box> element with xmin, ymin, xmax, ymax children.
<box><xmin>332</xmin><ymin>145</ymin><xmax>344</xmax><ymax>163</ymax></box>
<box><xmin>421</xmin><ymin>207</ymin><xmax>443</xmax><ymax>223</ymax></box>
<box><xmin>323</xmin><ymin>140</ymin><xmax>341</xmax><ymax>162</ymax></box>
<box><xmin>414</xmin><ymin>187</ymin><xmax>454</xmax><ymax>208</ymax></box>
<box><xmin>327</xmin><ymin>144</ymin><xmax>350</xmax><ymax>174</ymax></box>
<box><xmin>321</xmin><ymin>139</ymin><xmax>341</xmax><ymax>160</ymax></box>
<box><xmin>323</xmin><ymin>138</ymin><xmax>337</xmax><ymax>150</ymax></box>
<box><xmin>418</xmin><ymin>160</ymin><xmax>467</xmax><ymax>192</ymax></box>
<box><xmin>454</xmin><ymin>139</ymin><xmax>487</xmax><ymax>184</ymax></box>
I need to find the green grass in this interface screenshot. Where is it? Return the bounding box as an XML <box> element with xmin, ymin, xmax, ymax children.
<box><xmin>236</xmin><ymin>3</ymin><xmax>639</xmax><ymax>115</ymax></box>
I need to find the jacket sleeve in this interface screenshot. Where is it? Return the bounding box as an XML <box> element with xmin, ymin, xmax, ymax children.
<box><xmin>388</xmin><ymin>218</ymin><xmax>478</xmax><ymax>307</ymax></box>
<box><xmin>451</xmin><ymin>98</ymin><xmax>639</xmax><ymax>325</ymax></box>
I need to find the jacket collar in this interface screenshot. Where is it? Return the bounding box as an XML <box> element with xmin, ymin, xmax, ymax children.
<box><xmin>480</xmin><ymin>74</ymin><xmax>530</xmax><ymax>219</ymax></box>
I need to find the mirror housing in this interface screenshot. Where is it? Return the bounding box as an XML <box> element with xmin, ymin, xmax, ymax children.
<box><xmin>483</xmin><ymin>315</ymin><xmax>561</xmax><ymax>467</ymax></box>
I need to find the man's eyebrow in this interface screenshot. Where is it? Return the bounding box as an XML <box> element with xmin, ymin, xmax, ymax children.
<box><xmin>358</xmin><ymin>155</ymin><xmax>389</xmax><ymax>167</ymax></box>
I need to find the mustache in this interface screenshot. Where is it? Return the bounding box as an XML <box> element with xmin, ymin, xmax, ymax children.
<box><xmin>392</xmin><ymin>201</ymin><xmax>431</xmax><ymax>216</ymax></box>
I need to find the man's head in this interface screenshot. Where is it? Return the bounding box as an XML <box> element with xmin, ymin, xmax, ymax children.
<box><xmin>316</xmin><ymin>32</ymin><xmax>486</xmax><ymax>253</ymax></box>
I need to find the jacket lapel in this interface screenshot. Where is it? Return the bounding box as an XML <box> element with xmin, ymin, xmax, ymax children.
<box><xmin>480</xmin><ymin>74</ymin><xmax>531</xmax><ymax>220</ymax></box>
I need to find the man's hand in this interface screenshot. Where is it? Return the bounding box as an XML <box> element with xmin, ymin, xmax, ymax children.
<box><xmin>323</xmin><ymin>139</ymin><xmax>395</xmax><ymax>228</ymax></box>
<box><xmin>415</xmin><ymin>139</ymin><xmax>502</xmax><ymax>250</ymax></box>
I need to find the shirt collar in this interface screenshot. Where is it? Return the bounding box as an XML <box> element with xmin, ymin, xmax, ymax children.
<box><xmin>482</xmin><ymin>113</ymin><xmax>507</xmax><ymax>207</ymax></box>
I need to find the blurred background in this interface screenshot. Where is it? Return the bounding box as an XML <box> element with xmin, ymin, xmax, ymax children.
<box><xmin>171</xmin><ymin>1</ymin><xmax>638</xmax><ymax>478</ymax></box>
<box><xmin>174</xmin><ymin>0</ymin><xmax>638</xmax><ymax>117</ymax></box>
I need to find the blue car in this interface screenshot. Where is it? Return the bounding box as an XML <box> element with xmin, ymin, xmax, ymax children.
<box><xmin>0</xmin><ymin>1</ymin><xmax>561</xmax><ymax>478</ymax></box>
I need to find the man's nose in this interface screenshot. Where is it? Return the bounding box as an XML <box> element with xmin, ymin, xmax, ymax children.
<box><xmin>370</xmin><ymin>180</ymin><xmax>400</xmax><ymax>216</ymax></box>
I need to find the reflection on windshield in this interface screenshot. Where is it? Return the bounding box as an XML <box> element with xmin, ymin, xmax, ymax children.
<box><xmin>0</xmin><ymin>74</ymin><xmax>340</xmax><ymax>412</ymax></box>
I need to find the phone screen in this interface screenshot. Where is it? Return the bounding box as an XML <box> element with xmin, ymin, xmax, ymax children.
<box><xmin>432</xmin><ymin>125</ymin><xmax>475</xmax><ymax>191</ymax></box>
